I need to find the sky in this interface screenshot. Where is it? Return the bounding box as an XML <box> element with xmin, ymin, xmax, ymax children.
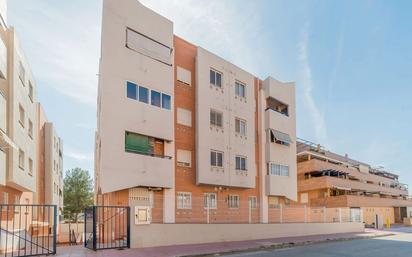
<box><xmin>7</xmin><ymin>0</ymin><xmax>412</xmax><ymax>189</ymax></box>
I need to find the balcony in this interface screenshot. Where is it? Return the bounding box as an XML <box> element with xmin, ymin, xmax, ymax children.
<box><xmin>299</xmin><ymin>176</ymin><xmax>408</xmax><ymax>197</ymax></box>
<box><xmin>265</xmin><ymin>108</ymin><xmax>292</xmax><ymax>133</ymax></box>
<box><xmin>265</xmin><ymin>175</ymin><xmax>297</xmax><ymax>201</ymax></box>
<box><xmin>309</xmin><ymin>194</ymin><xmax>412</xmax><ymax>208</ymax></box>
<box><xmin>298</xmin><ymin>159</ymin><xmax>408</xmax><ymax>194</ymax></box>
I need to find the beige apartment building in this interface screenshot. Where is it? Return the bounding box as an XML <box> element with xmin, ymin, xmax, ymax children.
<box><xmin>297</xmin><ymin>139</ymin><xmax>412</xmax><ymax>226</ymax></box>
<box><xmin>0</xmin><ymin>0</ymin><xmax>63</xmax><ymax>211</ymax></box>
<box><xmin>35</xmin><ymin>103</ymin><xmax>64</xmax><ymax>218</ymax></box>
<box><xmin>95</xmin><ymin>0</ymin><xmax>297</xmax><ymax>224</ymax></box>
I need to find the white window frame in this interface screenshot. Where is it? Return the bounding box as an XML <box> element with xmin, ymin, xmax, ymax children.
<box><xmin>210</xmin><ymin>69</ymin><xmax>222</xmax><ymax>88</ymax></box>
<box><xmin>177</xmin><ymin>192</ymin><xmax>192</xmax><ymax>209</ymax></box>
<box><xmin>177</xmin><ymin>107</ymin><xmax>192</xmax><ymax>127</ymax></box>
<box><xmin>19</xmin><ymin>104</ymin><xmax>25</xmax><ymax>128</ymax></box>
<box><xmin>228</xmin><ymin>195</ymin><xmax>240</xmax><ymax>209</ymax></box>
<box><xmin>176</xmin><ymin>149</ymin><xmax>192</xmax><ymax>168</ymax></box>
<box><xmin>235</xmin><ymin>81</ymin><xmax>246</xmax><ymax>98</ymax></box>
<box><xmin>204</xmin><ymin>193</ymin><xmax>217</xmax><ymax>209</ymax></box>
<box><xmin>249</xmin><ymin>196</ymin><xmax>257</xmax><ymax>209</ymax></box>
<box><xmin>211</xmin><ymin>150</ymin><xmax>224</xmax><ymax>168</ymax></box>
<box><xmin>28</xmin><ymin>119</ymin><xmax>33</xmax><ymax>139</ymax></box>
<box><xmin>235</xmin><ymin>118</ymin><xmax>247</xmax><ymax>136</ymax></box>
<box><xmin>268</xmin><ymin>163</ymin><xmax>289</xmax><ymax>176</ymax></box>
<box><xmin>18</xmin><ymin>149</ymin><xmax>25</xmax><ymax>170</ymax></box>
<box><xmin>235</xmin><ymin>155</ymin><xmax>247</xmax><ymax>171</ymax></box>
<box><xmin>18</xmin><ymin>61</ymin><xmax>25</xmax><ymax>85</ymax></box>
<box><xmin>28</xmin><ymin>158</ymin><xmax>33</xmax><ymax>176</ymax></box>
<box><xmin>210</xmin><ymin>109</ymin><xmax>223</xmax><ymax>127</ymax></box>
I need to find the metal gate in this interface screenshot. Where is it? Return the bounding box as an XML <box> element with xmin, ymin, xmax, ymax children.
<box><xmin>0</xmin><ymin>204</ymin><xmax>57</xmax><ymax>257</ymax></box>
<box><xmin>84</xmin><ymin>206</ymin><xmax>130</xmax><ymax>250</ymax></box>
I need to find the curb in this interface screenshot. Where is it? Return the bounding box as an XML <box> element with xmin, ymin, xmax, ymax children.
<box><xmin>178</xmin><ymin>233</ymin><xmax>395</xmax><ymax>257</ymax></box>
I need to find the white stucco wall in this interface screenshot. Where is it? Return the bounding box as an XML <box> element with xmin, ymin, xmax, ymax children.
<box><xmin>195</xmin><ymin>47</ymin><xmax>256</xmax><ymax>188</ymax></box>
<box><xmin>131</xmin><ymin>222</ymin><xmax>364</xmax><ymax>248</ymax></box>
<box><xmin>97</xmin><ymin>0</ymin><xmax>175</xmax><ymax>194</ymax></box>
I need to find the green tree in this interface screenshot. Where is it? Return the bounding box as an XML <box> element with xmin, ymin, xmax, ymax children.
<box><xmin>63</xmin><ymin>168</ymin><xmax>94</xmax><ymax>222</ymax></box>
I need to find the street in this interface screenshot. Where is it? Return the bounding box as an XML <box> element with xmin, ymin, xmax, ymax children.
<box><xmin>224</xmin><ymin>233</ymin><xmax>412</xmax><ymax>257</ymax></box>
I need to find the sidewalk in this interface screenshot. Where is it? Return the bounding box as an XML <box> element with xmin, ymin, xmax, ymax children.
<box><xmin>56</xmin><ymin>229</ymin><xmax>393</xmax><ymax>257</ymax></box>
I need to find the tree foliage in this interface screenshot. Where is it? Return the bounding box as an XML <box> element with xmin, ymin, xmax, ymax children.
<box><xmin>63</xmin><ymin>168</ymin><xmax>94</xmax><ymax>222</ymax></box>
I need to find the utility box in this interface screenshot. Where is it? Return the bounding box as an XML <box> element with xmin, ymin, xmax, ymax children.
<box><xmin>134</xmin><ymin>206</ymin><xmax>151</xmax><ymax>225</ymax></box>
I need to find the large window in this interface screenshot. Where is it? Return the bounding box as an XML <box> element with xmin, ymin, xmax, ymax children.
<box><xmin>204</xmin><ymin>193</ymin><xmax>217</xmax><ymax>209</ymax></box>
<box><xmin>151</xmin><ymin>90</ymin><xmax>161</xmax><ymax>107</ymax></box>
<box><xmin>177</xmin><ymin>192</ymin><xmax>192</xmax><ymax>209</ymax></box>
<box><xmin>235</xmin><ymin>81</ymin><xmax>246</xmax><ymax>98</ymax></box>
<box><xmin>268</xmin><ymin>163</ymin><xmax>289</xmax><ymax>176</ymax></box>
<box><xmin>228</xmin><ymin>195</ymin><xmax>239</xmax><ymax>209</ymax></box>
<box><xmin>210</xmin><ymin>150</ymin><xmax>223</xmax><ymax>167</ymax></box>
<box><xmin>210</xmin><ymin>109</ymin><xmax>223</xmax><ymax>127</ymax></box>
<box><xmin>235</xmin><ymin>156</ymin><xmax>247</xmax><ymax>171</ymax></box>
<box><xmin>28</xmin><ymin>120</ymin><xmax>33</xmax><ymax>139</ymax></box>
<box><xmin>125</xmin><ymin>131</ymin><xmax>151</xmax><ymax>154</ymax></box>
<box><xmin>177</xmin><ymin>149</ymin><xmax>191</xmax><ymax>167</ymax></box>
<box><xmin>249</xmin><ymin>196</ymin><xmax>257</xmax><ymax>209</ymax></box>
<box><xmin>235</xmin><ymin>118</ymin><xmax>246</xmax><ymax>136</ymax></box>
<box><xmin>177</xmin><ymin>108</ymin><xmax>192</xmax><ymax>127</ymax></box>
<box><xmin>19</xmin><ymin>104</ymin><xmax>25</xmax><ymax>127</ymax></box>
<box><xmin>28</xmin><ymin>158</ymin><xmax>33</xmax><ymax>175</ymax></box>
<box><xmin>139</xmin><ymin>86</ymin><xmax>149</xmax><ymax>103</ymax></box>
<box><xmin>127</xmin><ymin>81</ymin><xmax>137</xmax><ymax>100</ymax></box>
<box><xmin>162</xmin><ymin>93</ymin><xmax>171</xmax><ymax>110</ymax></box>
<box><xmin>210</xmin><ymin>69</ymin><xmax>222</xmax><ymax>87</ymax></box>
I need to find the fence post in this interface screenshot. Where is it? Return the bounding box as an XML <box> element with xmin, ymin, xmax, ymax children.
<box><xmin>52</xmin><ymin>205</ymin><xmax>57</xmax><ymax>254</ymax></box>
<box><xmin>339</xmin><ymin>208</ymin><xmax>342</xmax><ymax>223</ymax></box>
<box><xmin>206</xmin><ymin>195</ymin><xmax>210</xmax><ymax>224</ymax></box>
<box><xmin>248</xmin><ymin>200</ymin><xmax>252</xmax><ymax>224</ymax></box>
<box><xmin>323</xmin><ymin>207</ymin><xmax>326</xmax><ymax>223</ymax></box>
<box><xmin>92</xmin><ymin>206</ymin><xmax>97</xmax><ymax>250</ymax></box>
<box><xmin>304</xmin><ymin>205</ymin><xmax>307</xmax><ymax>223</ymax></box>
<box><xmin>127</xmin><ymin>207</ymin><xmax>131</xmax><ymax>248</ymax></box>
<box><xmin>280</xmin><ymin>204</ymin><xmax>283</xmax><ymax>224</ymax></box>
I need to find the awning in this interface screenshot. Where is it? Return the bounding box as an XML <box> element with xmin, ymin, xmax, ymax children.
<box><xmin>270</xmin><ymin>129</ymin><xmax>292</xmax><ymax>144</ymax></box>
<box><xmin>332</xmin><ymin>185</ymin><xmax>352</xmax><ymax>191</ymax></box>
<box><xmin>0</xmin><ymin>130</ymin><xmax>17</xmax><ymax>150</ymax></box>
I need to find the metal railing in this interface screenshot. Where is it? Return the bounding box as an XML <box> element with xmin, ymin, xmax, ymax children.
<box><xmin>0</xmin><ymin>204</ymin><xmax>57</xmax><ymax>257</ymax></box>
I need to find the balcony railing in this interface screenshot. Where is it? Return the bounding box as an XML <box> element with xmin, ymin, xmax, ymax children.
<box><xmin>125</xmin><ymin>148</ymin><xmax>172</xmax><ymax>159</ymax></box>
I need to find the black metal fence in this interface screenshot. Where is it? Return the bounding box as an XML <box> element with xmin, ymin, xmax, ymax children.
<box><xmin>84</xmin><ymin>206</ymin><xmax>130</xmax><ymax>250</ymax></box>
<box><xmin>0</xmin><ymin>204</ymin><xmax>57</xmax><ymax>257</ymax></box>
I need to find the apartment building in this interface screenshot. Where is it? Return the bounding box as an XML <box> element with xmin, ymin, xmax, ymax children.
<box><xmin>95</xmin><ymin>0</ymin><xmax>297</xmax><ymax>224</ymax></box>
<box><xmin>297</xmin><ymin>139</ymin><xmax>412</xmax><ymax>225</ymax></box>
<box><xmin>0</xmin><ymin>2</ymin><xmax>37</xmax><ymax>205</ymax></box>
<box><xmin>0</xmin><ymin>1</ymin><xmax>63</xmax><ymax>212</ymax></box>
<box><xmin>35</xmin><ymin>103</ymin><xmax>64</xmax><ymax>218</ymax></box>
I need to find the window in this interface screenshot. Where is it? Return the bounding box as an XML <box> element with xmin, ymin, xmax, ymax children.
<box><xmin>138</xmin><ymin>86</ymin><xmax>149</xmax><ymax>103</ymax></box>
<box><xmin>125</xmin><ymin>131</ymin><xmax>151</xmax><ymax>154</ymax></box>
<box><xmin>14</xmin><ymin>195</ymin><xmax>20</xmax><ymax>205</ymax></box>
<box><xmin>177</xmin><ymin>149</ymin><xmax>191</xmax><ymax>167</ymax></box>
<box><xmin>126</xmin><ymin>81</ymin><xmax>137</xmax><ymax>100</ymax></box>
<box><xmin>235</xmin><ymin>81</ymin><xmax>246</xmax><ymax>98</ymax></box>
<box><xmin>2</xmin><ymin>192</ymin><xmax>8</xmax><ymax>204</ymax></box>
<box><xmin>269</xmin><ymin>130</ymin><xmax>291</xmax><ymax>146</ymax></box>
<box><xmin>28</xmin><ymin>158</ymin><xmax>33</xmax><ymax>175</ymax></box>
<box><xmin>210</xmin><ymin>110</ymin><xmax>223</xmax><ymax>127</ymax></box>
<box><xmin>266</xmin><ymin>97</ymin><xmax>289</xmax><ymax>116</ymax></box>
<box><xmin>210</xmin><ymin>150</ymin><xmax>223</xmax><ymax>167</ymax></box>
<box><xmin>210</xmin><ymin>69</ymin><xmax>222</xmax><ymax>87</ymax></box>
<box><xmin>235</xmin><ymin>118</ymin><xmax>246</xmax><ymax>136</ymax></box>
<box><xmin>18</xmin><ymin>149</ymin><xmax>24</xmax><ymax>169</ymax></box>
<box><xmin>162</xmin><ymin>93</ymin><xmax>171</xmax><ymax>110</ymax></box>
<box><xmin>268</xmin><ymin>163</ymin><xmax>289</xmax><ymax>176</ymax></box>
<box><xmin>235</xmin><ymin>156</ymin><xmax>247</xmax><ymax>171</ymax></box>
<box><xmin>28</xmin><ymin>81</ymin><xmax>34</xmax><ymax>101</ymax></box>
<box><xmin>300</xmin><ymin>193</ymin><xmax>308</xmax><ymax>204</ymax></box>
<box><xmin>18</xmin><ymin>61</ymin><xmax>25</xmax><ymax>85</ymax></box>
<box><xmin>249</xmin><ymin>196</ymin><xmax>257</xmax><ymax>209</ymax></box>
<box><xmin>28</xmin><ymin>120</ymin><xmax>33</xmax><ymax>138</ymax></box>
<box><xmin>177</xmin><ymin>108</ymin><xmax>192</xmax><ymax>127</ymax></box>
<box><xmin>177</xmin><ymin>66</ymin><xmax>191</xmax><ymax>85</ymax></box>
<box><xmin>151</xmin><ymin>90</ymin><xmax>161</xmax><ymax>107</ymax></box>
<box><xmin>177</xmin><ymin>192</ymin><xmax>192</xmax><ymax>209</ymax></box>
<box><xmin>19</xmin><ymin>105</ymin><xmax>25</xmax><ymax>127</ymax></box>
<box><xmin>268</xmin><ymin>196</ymin><xmax>280</xmax><ymax>208</ymax></box>
<box><xmin>204</xmin><ymin>193</ymin><xmax>217</xmax><ymax>209</ymax></box>
<box><xmin>228</xmin><ymin>195</ymin><xmax>239</xmax><ymax>209</ymax></box>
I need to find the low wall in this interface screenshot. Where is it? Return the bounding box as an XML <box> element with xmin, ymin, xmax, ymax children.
<box><xmin>131</xmin><ymin>222</ymin><xmax>364</xmax><ymax>248</ymax></box>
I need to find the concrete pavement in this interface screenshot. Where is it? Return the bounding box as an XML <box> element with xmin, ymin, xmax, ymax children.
<box><xmin>223</xmin><ymin>232</ymin><xmax>412</xmax><ymax>257</ymax></box>
<box><xmin>55</xmin><ymin>229</ymin><xmax>393</xmax><ymax>257</ymax></box>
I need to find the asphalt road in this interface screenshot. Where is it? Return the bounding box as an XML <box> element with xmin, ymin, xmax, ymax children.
<box><xmin>224</xmin><ymin>233</ymin><xmax>412</xmax><ymax>257</ymax></box>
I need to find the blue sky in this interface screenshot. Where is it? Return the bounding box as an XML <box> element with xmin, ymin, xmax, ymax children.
<box><xmin>7</xmin><ymin>1</ymin><xmax>412</xmax><ymax>188</ymax></box>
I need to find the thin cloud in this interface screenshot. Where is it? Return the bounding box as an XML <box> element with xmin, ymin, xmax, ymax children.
<box><xmin>298</xmin><ymin>23</ymin><xmax>328</xmax><ymax>144</ymax></box>
<box><xmin>64</xmin><ymin>149</ymin><xmax>94</xmax><ymax>162</ymax></box>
